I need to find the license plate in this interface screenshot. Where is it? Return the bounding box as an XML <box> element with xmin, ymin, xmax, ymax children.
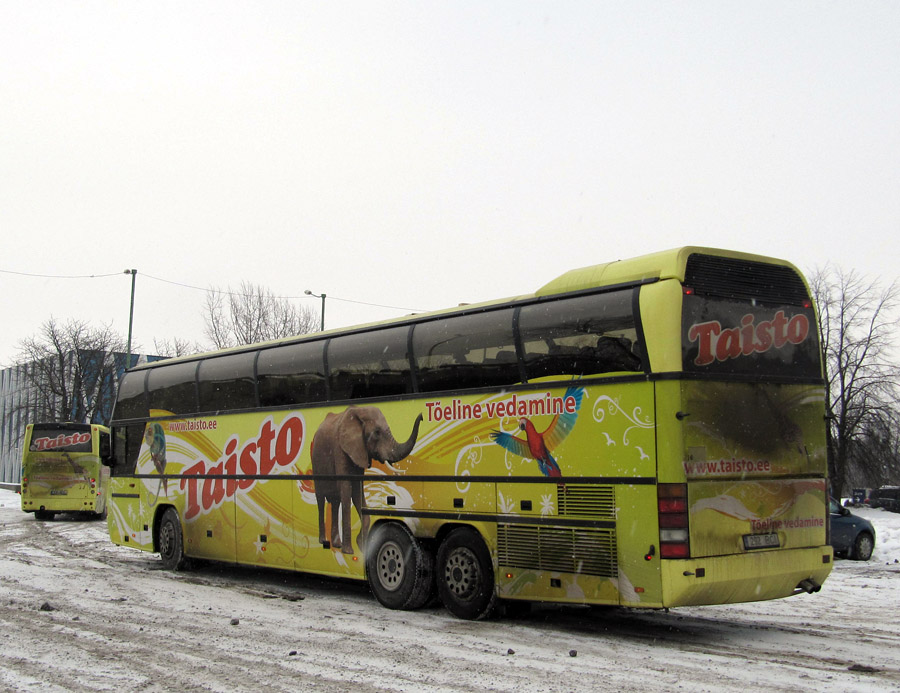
<box><xmin>50</xmin><ymin>489</ymin><xmax>68</xmax><ymax>496</ymax></box>
<box><xmin>743</xmin><ymin>533</ymin><xmax>779</xmax><ymax>550</ymax></box>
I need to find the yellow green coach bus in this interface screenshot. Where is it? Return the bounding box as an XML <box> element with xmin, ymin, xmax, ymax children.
<box><xmin>22</xmin><ymin>422</ymin><xmax>112</xmax><ymax>520</ymax></box>
<box><xmin>106</xmin><ymin>247</ymin><xmax>832</xmax><ymax>619</ymax></box>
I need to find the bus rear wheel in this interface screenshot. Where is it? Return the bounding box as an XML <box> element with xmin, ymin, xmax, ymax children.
<box><xmin>366</xmin><ymin>522</ymin><xmax>434</xmax><ymax>610</ymax></box>
<box><xmin>158</xmin><ymin>507</ymin><xmax>189</xmax><ymax>571</ymax></box>
<box><xmin>435</xmin><ymin>527</ymin><xmax>497</xmax><ymax>620</ymax></box>
<box><xmin>34</xmin><ymin>509</ymin><xmax>55</xmax><ymax>521</ymax></box>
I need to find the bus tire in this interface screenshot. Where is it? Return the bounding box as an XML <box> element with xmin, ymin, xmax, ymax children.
<box><xmin>366</xmin><ymin>522</ymin><xmax>434</xmax><ymax>610</ymax></box>
<box><xmin>34</xmin><ymin>510</ymin><xmax>55</xmax><ymax>521</ymax></box>
<box><xmin>158</xmin><ymin>507</ymin><xmax>189</xmax><ymax>571</ymax></box>
<box><xmin>435</xmin><ymin>527</ymin><xmax>497</xmax><ymax>620</ymax></box>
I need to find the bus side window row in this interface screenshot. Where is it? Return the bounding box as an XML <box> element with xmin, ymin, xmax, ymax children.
<box><xmin>113</xmin><ymin>290</ymin><xmax>644</xmax><ymax>420</ymax></box>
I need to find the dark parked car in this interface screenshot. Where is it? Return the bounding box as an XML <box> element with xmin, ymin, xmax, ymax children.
<box><xmin>829</xmin><ymin>498</ymin><xmax>875</xmax><ymax>561</ymax></box>
<box><xmin>869</xmin><ymin>486</ymin><xmax>900</xmax><ymax>513</ymax></box>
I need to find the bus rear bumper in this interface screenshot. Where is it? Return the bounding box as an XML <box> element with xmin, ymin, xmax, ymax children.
<box><xmin>22</xmin><ymin>496</ymin><xmax>99</xmax><ymax>513</ymax></box>
<box><xmin>659</xmin><ymin>546</ymin><xmax>833</xmax><ymax>607</ymax></box>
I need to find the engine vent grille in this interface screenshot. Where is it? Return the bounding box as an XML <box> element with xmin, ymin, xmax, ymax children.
<box><xmin>497</xmin><ymin>525</ymin><xmax>618</xmax><ymax>577</ymax></box>
<box><xmin>684</xmin><ymin>253</ymin><xmax>810</xmax><ymax>305</ymax></box>
<box><xmin>558</xmin><ymin>484</ymin><xmax>616</xmax><ymax>518</ymax></box>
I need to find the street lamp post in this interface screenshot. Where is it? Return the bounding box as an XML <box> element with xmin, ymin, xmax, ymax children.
<box><xmin>124</xmin><ymin>269</ymin><xmax>137</xmax><ymax>369</ymax></box>
<box><xmin>304</xmin><ymin>290</ymin><xmax>326</xmax><ymax>331</ymax></box>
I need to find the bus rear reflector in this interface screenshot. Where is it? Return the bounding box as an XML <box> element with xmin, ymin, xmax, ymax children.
<box><xmin>658</xmin><ymin>510</ymin><xmax>688</xmax><ymax>526</ymax></box>
<box><xmin>660</xmin><ymin>543</ymin><xmax>690</xmax><ymax>559</ymax></box>
<box><xmin>658</xmin><ymin>483</ymin><xmax>690</xmax><ymax>559</ymax></box>
<box><xmin>658</xmin><ymin>498</ymin><xmax>687</xmax><ymax>512</ymax></box>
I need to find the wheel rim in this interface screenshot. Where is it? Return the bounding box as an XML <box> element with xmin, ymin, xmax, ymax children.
<box><xmin>443</xmin><ymin>547</ymin><xmax>479</xmax><ymax>600</ymax></box>
<box><xmin>160</xmin><ymin>521</ymin><xmax>175</xmax><ymax>560</ymax></box>
<box><xmin>375</xmin><ymin>540</ymin><xmax>405</xmax><ymax>592</ymax></box>
<box><xmin>858</xmin><ymin>535</ymin><xmax>873</xmax><ymax>559</ymax></box>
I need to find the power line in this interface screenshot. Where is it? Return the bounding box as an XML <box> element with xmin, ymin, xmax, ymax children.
<box><xmin>0</xmin><ymin>269</ymin><xmax>122</xmax><ymax>279</ymax></box>
<box><xmin>0</xmin><ymin>267</ymin><xmax>425</xmax><ymax>313</ymax></box>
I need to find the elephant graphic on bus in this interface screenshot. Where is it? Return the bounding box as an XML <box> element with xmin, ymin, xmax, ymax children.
<box><xmin>310</xmin><ymin>407</ymin><xmax>423</xmax><ymax>555</ymax></box>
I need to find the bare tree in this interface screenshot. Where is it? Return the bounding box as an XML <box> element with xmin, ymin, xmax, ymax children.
<box><xmin>809</xmin><ymin>266</ymin><xmax>900</xmax><ymax>495</ymax></box>
<box><xmin>14</xmin><ymin>318</ymin><xmax>127</xmax><ymax>425</ymax></box>
<box><xmin>153</xmin><ymin>337</ymin><xmax>205</xmax><ymax>359</ymax></box>
<box><xmin>203</xmin><ymin>281</ymin><xmax>318</xmax><ymax>349</ymax></box>
<box><xmin>847</xmin><ymin>412</ymin><xmax>900</xmax><ymax>490</ymax></box>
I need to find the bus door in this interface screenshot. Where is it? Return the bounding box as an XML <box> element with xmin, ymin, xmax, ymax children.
<box><xmin>109</xmin><ymin>424</ymin><xmax>153</xmax><ymax>549</ymax></box>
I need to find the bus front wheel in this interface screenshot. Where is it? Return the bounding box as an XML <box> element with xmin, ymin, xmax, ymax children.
<box><xmin>435</xmin><ymin>527</ymin><xmax>497</xmax><ymax>620</ymax></box>
<box><xmin>158</xmin><ymin>508</ymin><xmax>189</xmax><ymax>571</ymax></box>
<box><xmin>366</xmin><ymin>522</ymin><xmax>434</xmax><ymax>610</ymax></box>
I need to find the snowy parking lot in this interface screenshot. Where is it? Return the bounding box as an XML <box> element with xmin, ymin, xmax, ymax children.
<box><xmin>1</xmin><ymin>488</ymin><xmax>898</xmax><ymax>693</ymax></box>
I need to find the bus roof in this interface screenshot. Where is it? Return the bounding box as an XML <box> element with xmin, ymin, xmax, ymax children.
<box><xmin>536</xmin><ymin>246</ymin><xmax>800</xmax><ymax>296</ymax></box>
<box><xmin>130</xmin><ymin>246</ymin><xmax>802</xmax><ymax>370</ymax></box>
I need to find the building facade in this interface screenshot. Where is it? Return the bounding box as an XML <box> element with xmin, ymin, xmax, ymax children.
<box><xmin>0</xmin><ymin>351</ymin><xmax>163</xmax><ymax>483</ymax></box>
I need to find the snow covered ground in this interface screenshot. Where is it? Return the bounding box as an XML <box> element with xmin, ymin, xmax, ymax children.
<box><xmin>1</xmin><ymin>488</ymin><xmax>898</xmax><ymax>693</ymax></box>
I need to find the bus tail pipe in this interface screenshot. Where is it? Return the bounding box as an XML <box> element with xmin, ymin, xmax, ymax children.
<box><xmin>795</xmin><ymin>579</ymin><xmax>821</xmax><ymax>594</ymax></box>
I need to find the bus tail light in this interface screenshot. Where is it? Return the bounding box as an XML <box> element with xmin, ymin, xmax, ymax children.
<box><xmin>658</xmin><ymin>483</ymin><xmax>690</xmax><ymax>559</ymax></box>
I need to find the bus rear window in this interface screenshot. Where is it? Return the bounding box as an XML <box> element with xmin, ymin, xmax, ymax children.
<box><xmin>681</xmin><ymin>255</ymin><xmax>820</xmax><ymax>378</ymax></box>
<box><xmin>30</xmin><ymin>426</ymin><xmax>93</xmax><ymax>453</ymax></box>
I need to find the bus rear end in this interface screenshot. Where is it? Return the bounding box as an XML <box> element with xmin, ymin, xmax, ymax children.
<box><xmin>653</xmin><ymin>251</ymin><xmax>832</xmax><ymax>606</ymax></box>
<box><xmin>21</xmin><ymin>423</ymin><xmax>111</xmax><ymax>520</ymax></box>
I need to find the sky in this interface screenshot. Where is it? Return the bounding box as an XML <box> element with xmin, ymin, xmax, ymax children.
<box><xmin>1</xmin><ymin>2</ymin><xmax>898</xmax><ymax>366</ymax></box>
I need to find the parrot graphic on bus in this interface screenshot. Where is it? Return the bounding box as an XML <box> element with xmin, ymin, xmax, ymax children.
<box><xmin>144</xmin><ymin>422</ymin><xmax>168</xmax><ymax>503</ymax></box>
<box><xmin>490</xmin><ymin>386</ymin><xmax>585</xmax><ymax>481</ymax></box>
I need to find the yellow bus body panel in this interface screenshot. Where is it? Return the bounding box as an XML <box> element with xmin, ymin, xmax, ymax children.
<box><xmin>660</xmin><ymin>546</ymin><xmax>833</xmax><ymax>607</ymax></box>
